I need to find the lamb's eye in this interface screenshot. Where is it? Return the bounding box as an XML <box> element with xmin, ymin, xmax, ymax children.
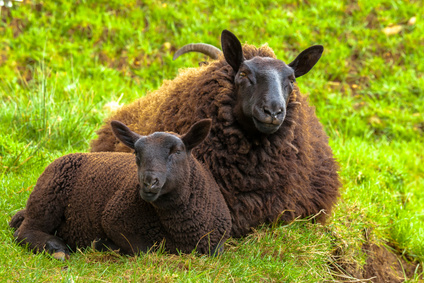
<box><xmin>239</xmin><ymin>71</ymin><xmax>247</xmax><ymax>77</ymax></box>
<box><xmin>170</xmin><ymin>147</ymin><xmax>182</xmax><ymax>155</ymax></box>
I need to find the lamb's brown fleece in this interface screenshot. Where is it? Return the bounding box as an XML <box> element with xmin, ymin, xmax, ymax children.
<box><xmin>91</xmin><ymin>44</ymin><xmax>341</xmax><ymax>237</ymax></box>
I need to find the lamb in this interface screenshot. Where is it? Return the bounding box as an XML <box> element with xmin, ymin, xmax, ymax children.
<box><xmin>90</xmin><ymin>30</ymin><xmax>342</xmax><ymax>238</ymax></box>
<box><xmin>9</xmin><ymin>119</ymin><xmax>231</xmax><ymax>259</ymax></box>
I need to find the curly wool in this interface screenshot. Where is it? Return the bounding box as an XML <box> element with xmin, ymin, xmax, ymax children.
<box><xmin>91</xmin><ymin>44</ymin><xmax>341</xmax><ymax>237</ymax></box>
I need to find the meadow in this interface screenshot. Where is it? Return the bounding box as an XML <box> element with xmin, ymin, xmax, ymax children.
<box><xmin>0</xmin><ymin>0</ymin><xmax>423</xmax><ymax>281</ymax></box>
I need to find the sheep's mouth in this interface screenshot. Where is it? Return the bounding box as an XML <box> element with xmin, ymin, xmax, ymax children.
<box><xmin>252</xmin><ymin>117</ymin><xmax>282</xmax><ymax>135</ymax></box>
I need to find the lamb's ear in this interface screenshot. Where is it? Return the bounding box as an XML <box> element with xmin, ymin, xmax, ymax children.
<box><xmin>181</xmin><ymin>119</ymin><xmax>212</xmax><ymax>151</ymax></box>
<box><xmin>288</xmin><ymin>45</ymin><xmax>324</xmax><ymax>78</ymax></box>
<box><xmin>111</xmin><ymin>120</ymin><xmax>141</xmax><ymax>150</ymax></box>
<box><xmin>221</xmin><ymin>30</ymin><xmax>244</xmax><ymax>73</ymax></box>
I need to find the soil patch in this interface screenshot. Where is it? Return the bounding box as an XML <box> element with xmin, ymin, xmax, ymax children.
<box><xmin>338</xmin><ymin>243</ymin><xmax>422</xmax><ymax>282</ymax></box>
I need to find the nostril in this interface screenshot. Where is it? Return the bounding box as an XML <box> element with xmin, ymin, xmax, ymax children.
<box><xmin>152</xmin><ymin>178</ymin><xmax>159</xmax><ymax>187</ymax></box>
<box><xmin>144</xmin><ymin>178</ymin><xmax>159</xmax><ymax>190</ymax></box>
<box><xmin>263</xmin><ymin>107</ymin><xmax>283</xmax><ymax>118</ymax></box>
<box><xmin>263</xmin><ymin>107</ymin><xmax>272</xmax><ymax>116</ymax></box>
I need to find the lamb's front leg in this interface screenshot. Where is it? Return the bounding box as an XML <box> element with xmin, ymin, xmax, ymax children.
<box><xmin>14</xmin><ymin>221</ymin><xmax>70</xmax><ymax>260</ymax></box>
<box><xmin>92</xmin><ymin>238</ymin><xmax>121</xmax><ymax>253</ymax></box>
<box><xmin>101</xmin><ymin>188</ymin><xmax>162</xmax><ymax>255</ymax></box>
<box><xmin>99</xmin><ymin>231</ymin><xmax>152</xmax><ymax>255</ymax></box>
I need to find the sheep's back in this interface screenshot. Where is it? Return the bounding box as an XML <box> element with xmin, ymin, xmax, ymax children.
<box><xmin>91</xmin><ymin>44</ymin><xmax>276</xmax><ymax>152</ymax></box>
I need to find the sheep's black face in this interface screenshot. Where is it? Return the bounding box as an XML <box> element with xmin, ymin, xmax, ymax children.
<box><xmin>134</xmin><ymin>133</ymin><xmax>189</xmax><ymax>203</ymax></box>
<box><xmin>221</xmin><ymin>29</ymin><xmax>324</xmax><ymax>136</ymax></box>
<box><xmin>234</xmin><ymin>57</ymin><xmax>294</xmax><ymax>135</ymax></box>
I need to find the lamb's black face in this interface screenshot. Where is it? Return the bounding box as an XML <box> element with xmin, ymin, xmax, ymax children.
<box><xmin>134</xmin><ymin>133</ymin><xmax>189</xmax><ymax>203</ymax></box>
<box><xmin>234</xmin><ymin>57</ymin><xmax>295</xmax><ymax>135</ymax></box>
<box><xmin>111</xmin><ymin>119</ymin><xmax>212</xmax><ymax>205</ymax></box>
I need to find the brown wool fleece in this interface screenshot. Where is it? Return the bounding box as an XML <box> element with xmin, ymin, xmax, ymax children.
<box><xmin>11</xmin><ymin>152</ymin><xmax>231</xmax><ymax>255</ymax></box>
<box><xmin>91</xmin><ymin>44</ymin><xmax>342</xmax><ymax>238</ymax></box>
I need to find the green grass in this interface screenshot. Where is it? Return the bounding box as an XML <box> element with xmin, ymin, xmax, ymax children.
<box><xmin>1</xmin><ymin>0</ymin><xmax>423</xmax><ymax>281</ymax></box>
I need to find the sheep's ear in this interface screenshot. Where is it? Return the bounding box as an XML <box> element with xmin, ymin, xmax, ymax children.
<box><xmin>181</xmin><ymin>119</ymin><xmax>212</xmax><ymax>151</ymax></box>
<box><xmin>288</xmin><ymin>45</ymin><xmax>323</xmax><ymax>78</ymax></box>
<box><xmin>111</xmin><ymin>120</ymin><xmax>141</xmax><ymax>150</ymax></box>
<box><xmin>221</xmin><ymin>30</ymin><xmax>244</xmax><ymax>73</ymax></box>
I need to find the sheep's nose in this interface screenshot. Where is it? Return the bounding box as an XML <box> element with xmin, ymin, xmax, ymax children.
<box><xmin>263</xmin><ymin>106</ymin><xmax>283</xmax><ymax>119</ymax></box>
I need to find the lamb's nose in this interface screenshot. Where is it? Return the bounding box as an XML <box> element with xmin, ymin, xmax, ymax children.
<box><xmin>143</xmin><ymin>174</ymin><xmax>160</xmax><ymax>191</ymax></box>
<box><xmin>144</xmin><ymin>179</ymin><xmax>158</xmax><ymax>190</ymax></box>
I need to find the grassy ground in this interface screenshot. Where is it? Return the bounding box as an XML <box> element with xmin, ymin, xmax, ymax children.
<box><xmin>1</xmin><ymin>0</ymin><xmax>423</xmax><ymax>281</ymax></box>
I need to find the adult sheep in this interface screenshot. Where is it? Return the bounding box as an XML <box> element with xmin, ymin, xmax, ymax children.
<box><xmin>91</xmin><ymin>30</ymin><xmax>341</xmax><ymax>238</ymax></box>
<box><xmin>10</xmin><ymin>119</ymin><xmax>231</xmax><ymax>259</ymax></box>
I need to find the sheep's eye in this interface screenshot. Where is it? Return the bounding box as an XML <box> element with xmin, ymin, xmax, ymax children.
<box><xmin>175</xmin><ymin>150</ymin><xmax>182</xmax><ymax>155</ymax></box>
<box><xmin>289</xmin><ymin>76</ymin><xmax>296</xmax><ymax>84</ymax></box>
<box><xmin>239</xmin><ymin>71</ymin><xmax>247</xmax><ymax>77</ymax></box>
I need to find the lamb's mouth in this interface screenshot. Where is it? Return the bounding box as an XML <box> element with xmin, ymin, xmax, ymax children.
<box><xmin>140</xmin><ymin>191</ymin><xmax>160</xmax><ymax>202</ymax></box>
<box><xmin>252</xmin><ymin>117</ymin><xmax>282</xmax><ymax>134</ymax></box>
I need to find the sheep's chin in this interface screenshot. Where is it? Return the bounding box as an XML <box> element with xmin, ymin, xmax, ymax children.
<box><xmin>252</xmin><ymin>117</ymin><xmax>282</xmax><ymax>135</ymax></box>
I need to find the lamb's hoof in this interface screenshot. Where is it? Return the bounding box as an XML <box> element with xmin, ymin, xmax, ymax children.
<box><xmin>45</xmin><ymin>237</ymin><xmax>70</xmax><ymax>260</ymax></box>
<box><xmin>53</xmin><ymin>251</ymin><xmax>70</xmax><ymax>261</ymax></box>
<box><xmin>210</xmin><ymin>243</ymin><xmax>225</xmax><ymax>257</ymax></box>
